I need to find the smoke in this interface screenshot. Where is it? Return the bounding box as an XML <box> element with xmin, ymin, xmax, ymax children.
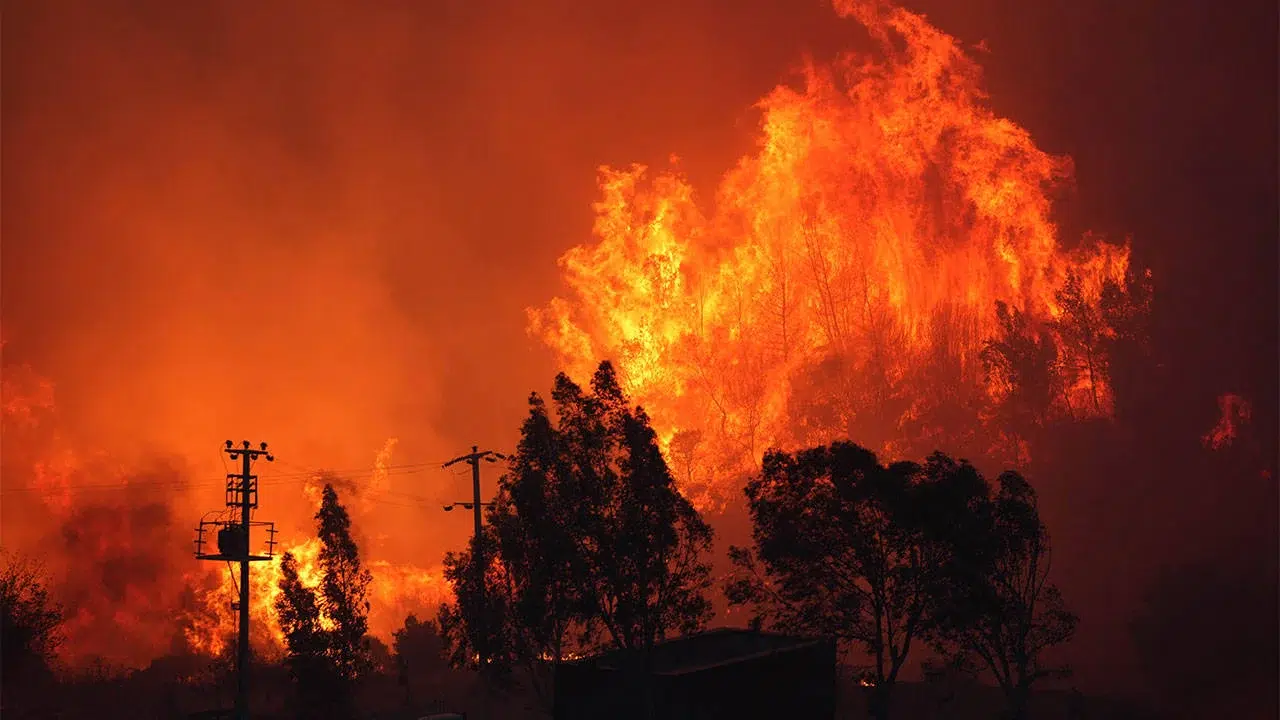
<box><xmin>4</xmin><ymin>0</ymin><xmax>1274</xmax><ymax>698</ymax></box>
<box><xmin>51</xmin><ymin>463</ymin><xmax>195</xmax><ymax>666</ymax></box>
<box><xmin>1130</xmin><ymin>553</ymin><xmax>1279</xmax><ymax>716</ymax></box>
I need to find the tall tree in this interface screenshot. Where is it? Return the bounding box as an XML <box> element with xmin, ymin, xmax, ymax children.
<box><xmin>548</xmin><ymin>362</ymin><xmax>714</xmax><ymax>651</ymax></box>
<box><xmin>275</xmin><ymin>482</ymin><xmax>373</xmax><ymax>719</ymax></box>
<box><xmin>726</xmin><ymin>442</ymin><xmax>985</xmax><ymax>720</ymax></box>
<box><xmin>315</xmin><ymin>484</ymin><xmax>373</xmax><ymax>681</ymax></box>
<box><xmin>437</xmin><ymin>529</ymin><xmax>515</xmax><ymax>676</ymax></box>
<box><xmin>440</xmin><ymin>362</ymin><xmax>715</xmax><ymax>702</ymax></box>
<box><xmin>276</xmin><ymin>552</ymin><xmax>337</xmax><ymax>716</ymax></box>
<box><xmin>931</xmin><ymin>470</ymin><xmax>1077</xmax><ymax>720</ymax></box>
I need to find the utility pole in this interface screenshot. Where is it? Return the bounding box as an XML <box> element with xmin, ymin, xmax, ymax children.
<box><xmin>442</xmin><ymin>445</ymin><xmax>507</xmax><ymax>669</ymax></box>
<box><xmin>195</xmin><ymin>441</ymin><xmax>278</xmax><ymax>720</ymax></box>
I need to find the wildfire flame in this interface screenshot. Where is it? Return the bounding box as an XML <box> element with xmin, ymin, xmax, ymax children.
<box><xmin>185</xmin><ymin>456</ymin><xmax>447</xmax><ymax>658</ymax></box>
<box><xmin>529</xmin><ymin>0</ymin><xmax>1136</xmax><ymax>506</ymax></box>
<box><xmin>1203</xmin><ymin>393</ymin><xmax>1252</xmax><ymax>451</ymax></box>
<box><xmin>2</xmin><ymin>346</ymin><xmax>446</xmax><ymax>666</ymax></box>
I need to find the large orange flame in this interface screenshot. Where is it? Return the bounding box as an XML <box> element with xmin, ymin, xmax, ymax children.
<box><xmin>529</xmin><ymin>0</ymin><xmax>1135</xmax><ymax>506</ymax></box>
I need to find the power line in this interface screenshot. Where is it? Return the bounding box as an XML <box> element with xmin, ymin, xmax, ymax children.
<box><xmin>0</xmin><ymin>458</ymin><xmax>458</xmax><ymax>494</ymax></box>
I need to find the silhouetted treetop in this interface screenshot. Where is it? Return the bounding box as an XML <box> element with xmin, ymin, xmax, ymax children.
<box><xmin>1</xmin><ymin>550</ymin><xmax>64</xmax><ymax>707</ymax></box>
<box><xmin>274</xmin><ymin>483</ymin><xmax>372</xmax><ymax>719</ymax></box>
<box><xmin>441</xmin><ymin>360</ymin><xmax>714</xmax><ymax>704</ymax></box>
<box><xmin>728</xmin><ymin>441</ymin><xmax>992</xmax><ymax>720</ymax></box>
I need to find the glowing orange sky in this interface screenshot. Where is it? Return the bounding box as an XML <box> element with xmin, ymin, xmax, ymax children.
<box><xmin>2</xmin><ymin>0</ymin><xmax>1275</xmax><ymax>696</ymax></box>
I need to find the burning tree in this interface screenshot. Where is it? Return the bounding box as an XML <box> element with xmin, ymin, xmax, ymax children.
<box><xmin>529</xmin><ymin>0</ymin><xmax>1152</xmax><ymax>506</ymax></box>
<box><xmin>274</xmin><ymin>483</ymin><xmax>373</xmax><ymax>718</ymax></box>
<box><xmin>439</xmin><ymin>362</ymin><xmax>714</xmax><ymax>704</ymax></box>
<box><xmin>980</xmin><ymin>301</ymin><xmax>1061</xmax><ymax>463</ymax></box>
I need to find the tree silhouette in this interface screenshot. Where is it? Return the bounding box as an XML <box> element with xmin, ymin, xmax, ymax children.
<box><xmin>726</xmin><ymin>442</ymin><xmax>985</xmax><ymax>720</ymax></box>
<box><xmin>440</xmin><ymin>361</ymin><xmax>714</xmax><ymax>706</ymax></box>
<box><xmin>437</xmin><ymin>529</ymin><xmax>513</xmax><ymax>676</ymax></box>
<box><xmin>981</xmin><ymin>300</ymin><xmax>1059</xmax><ymax>462</ymax></box>
<box><xmin>315</xmin><ymin>484</ymin><xmax>373</xmax><ymax>681</ymax></box>
<box><xmin>276</xmin><ymin>552</ymin><xmax>337</xmax><ymax>717</ymax></box>
<box><xmin>275</xmin><ymin>483</ymin><xmax>373</xmax><ymax>719</ymax></box>
<box><xmin>392</xmin><ymin>614</ymin><xmax>448</xmax><ymax>710</ymax></box>
<box><xmin>1052</xmin><ymin>271</ymin><xmax>1108</xmax><ymax>415</ymax></box>
<box><xmin>548</xmin><ymin>362</ymin><xmax>714</xmax><ymax>649</ymax></box>
<box><xmin>1</xmin><ymin>549</ymin><xmax>64</xmax><ymax>708</ymax></box>
<box><xmin>930</xmin><ymin>468</ymin><xmax>1077</xmax><ymax>720</ymax></box>
<box><xmin>1098</xmin><ymin>268</ymin><xmax>1154</xmax><ymax>421</ymax></box>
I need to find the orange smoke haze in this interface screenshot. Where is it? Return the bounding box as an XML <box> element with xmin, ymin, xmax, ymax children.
<box><xmin>4</xmin><ymin>0</ymin><xmax>1135</xmax><ymax>665</ymax></box>
<box><xmin>0</xmin><ymin>350</ymin><xmax>449</xmax><ymax>664</ymax></box>
<box><xmin>4</xmin><ymin>0</ymin><xmax>1275</xmax><ymax>700</ymax></box>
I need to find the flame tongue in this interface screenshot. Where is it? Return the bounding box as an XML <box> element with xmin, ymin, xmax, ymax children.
<box><xmin>529</xmin><ymin>0</ymin><xmax>1133</xmax><ymax>507</ymax></box>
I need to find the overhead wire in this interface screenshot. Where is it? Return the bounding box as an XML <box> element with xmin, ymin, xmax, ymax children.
<box><xmin>0</xmin><ymin>456</ymin><xmax>463</xmax><ymax>495</ymax></box>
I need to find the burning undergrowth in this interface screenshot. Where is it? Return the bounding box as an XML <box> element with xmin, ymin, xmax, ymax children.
<box><xmin>1</xmin><ymin>344</ymin><xmax>446</xmax><ymax>669</ymax></box>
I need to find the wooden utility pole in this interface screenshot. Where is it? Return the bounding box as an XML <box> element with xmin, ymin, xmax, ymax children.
<box><xmin>442</xmin><ymin>445</ymin><xmax>507</xmax><ymax>669</ymax></box>
<box><xmin>195</xmin><ymin>440</ymin><xmax>278</xmax><ymax>720</ymax></box>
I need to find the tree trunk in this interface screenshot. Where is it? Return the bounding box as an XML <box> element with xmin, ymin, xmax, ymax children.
<box><xmin>866</xmin><ymin>683</ymin><xmax>894</xmax><ymax>720</ymax></box>
<box><xmin>1005</xmin><ymin>681</ymin><xmax>1031</xmax><ymax>720</ymax></box>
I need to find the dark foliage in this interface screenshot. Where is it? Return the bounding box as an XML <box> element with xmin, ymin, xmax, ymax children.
<box><xmin>726</xmin><ymin>442</ymin><xmax>989</xmax><ymax>720</ymax></box>
<box><xmin>1052</xmin><ymin>271</ymin><xmax>1109</xmax><ymax>415</ymax></box>
<box><xmin>929</xmin><ymin>468</ymin><xmax>1077</xmax><ymax>720</ymax></box>
<box><xmin>728</xmin><ymin>443</ymin><xmax>1077</xmax><ymax>720</ymax></box>
<box><xmin>981</xmin><ymin>301</ymin><xmax>1059</xmax><ymax>453</ymax></box>
<box><xmin>315</xmin><ymin>484</ymin><xmax>373</xmax><ymax>681</ymax></box>
<box><xmin>437</xmin><ymin>529</ymin><xmax>513</xmax><ymax>673</ymax></box>
<box><xmin>0</xmin><ymin>550</ymin><xmax>64</xmax><ymax>708</ymax></box>
<box><xmin>1098</xmin><ymin>267</ymin><xmax>1154</xmax><ymax>422</ymax></box>
<box><xmin>392</xmin><ymin>613</ymin><xmax>449</xmax><ymax>708</ymax></box>
<box><xmin>440</xmin><ymin>361</ymin><xmax>714</xmax><ymax>706</ymax></box>
<box><xmin>274</xmin><ymin>483</ymin><xmax>373</xmax><ymax>719</ymax></box>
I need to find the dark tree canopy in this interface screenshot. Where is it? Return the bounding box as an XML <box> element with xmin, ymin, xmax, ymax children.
<box><xmin>437</xmin><ymin>530</ymin><xmax>513</xmax><ymax>674</ymax></box>
<box><xmin>726</xmin><ymin>442</ymin><xmax>988</xmax><ymax>720</ymax></box>
<box><xmin>276</xmin><ymin>551</ymin><xmax>337</xmax><ymax>714</ymax></box>
<box><xmin>1</xmin><ymin>550</ymin><xmax>64</xmax><ymax>705</ymax></box>
<box><xmin>440</xmin><ymin>361</ymin><xmax>714</xmax><ymax>696</ymax></box>
<box><xmin>1098</xmin><ymin>267</ymin><xmax>1154</xmax><ymax>421</ymax></box>
<box><xmin>392</xmin><ymin>613</ymin><xmax>447</xmax><ymax>678</ymax></box>
<box><xmin>274</xmin><ymin>482</ymin><xmax>373</xmax><ymax>718</ymax></box>
<box><xmin>981</xmin><ymin>300</ymin><xmax>1060</xmax><ymax>441</ymax></box>
<box><xmin>929</xmin><ymin>469</ymin><xmax>1077</xmax><ymax>720</ymax></box>
<box><xmin>392</xmin><ymin>613</ymin><xmax>450</xmax><ymax>710</ymax></box>
<box><xmin>316</xmin><ymin>483</ymin><xmax>373</xmax><ymax>681</ymax></box>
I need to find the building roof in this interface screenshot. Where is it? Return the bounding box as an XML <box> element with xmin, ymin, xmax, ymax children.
<box><xmin>564</xmin><ymin>627</ymin><xmax>832</xmax><ymax>676</ymax></box>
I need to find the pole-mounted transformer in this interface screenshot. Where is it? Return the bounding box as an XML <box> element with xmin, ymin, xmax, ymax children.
<box><xmin>193</xmin><ymin>440</ymin><xmax>278</xmax><ymax>720</ymax></box>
